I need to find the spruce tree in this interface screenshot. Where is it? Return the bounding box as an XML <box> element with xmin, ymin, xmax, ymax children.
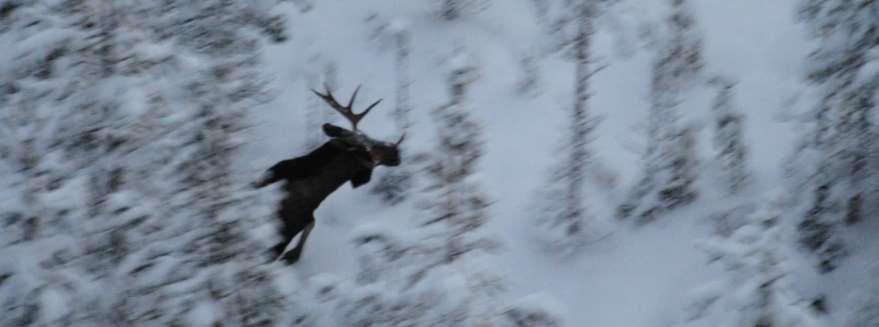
<box><xmin>530</xmin><ymin>0</ymin><xmax>613</xmax><ymax>250</ymax></box>
<box><xmin>372</xmin><ymin>21</ymin><xmax>415</xmax><ymax>205</ymax></box>
<box><xmin>0</xmin><ymin>1</ymin><xmax>308</xmax><ymax>325</ymax></box>
<box><xmin>709</xmin><ymin>76</ymin><xmax>750</xmax><ymax>194</ymax></box>
<box><xmin>617</xmin><ymin>0</ymin><xmax>703</xmax><ymax>223</ymax></box>
<box><xmin>786</xmin><ymin>0</ymin><xmax>879</xmax><ymax>272</ymax></box>
<box><xmin>419</xmin><ymin>48</ymin><xmax>495</xmax><ymax>264</ymax></box>
<box><xmin>436</xmin><ymin>0</ymin><xmax>489</xmax><ymax>20</ymax></box>
<box><xmin>681</xmin><ymin>205</ymin><xmax>823</xmax><ymax>327</ymax></box>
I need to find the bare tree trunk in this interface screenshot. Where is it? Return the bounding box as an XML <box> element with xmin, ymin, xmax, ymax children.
<box><xmin>304</xmin><ymin>55</ymin><xmax>322</xmax><ymax>149</ymax></box>
<box><xmin>846</xmin><ymin>95</ymin><xmax>871</xmax><ymax>225</ymax></box>
<box><xmin>304</xmin><ymin>59</ymin><xmax>340</xmax><ymax>149</ymax></box>
<box><xmin>393</xmin><ymin>28</ymin><xmax>412</xmax><ymax>134</ymax></box>
<box><xmin>564</xmin><ymin>2</ymin><xmax>595</xmax><ymax>234</ymax></box>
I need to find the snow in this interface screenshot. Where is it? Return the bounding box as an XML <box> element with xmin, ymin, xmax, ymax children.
<box><xmin>388</xmin><ymin>18</ymin><xmax>411</xmax><ymax>34</ymax></box>
<box><xmin>4</xmin><ymin>0</ymin><xmax>878</xmax><ymax>325</ymax></box>
<box><xmin>234</xmin><ymin>0</ymin><xmax>879</xmax><ymax>326</ymax></box>
<box><xmin>244</xmin><ymin>0</ymin><xmax>815</xmax><ymax>325</ymax></box>
<box><xmin>186</xmin><ymin>301</ymin><xmax>220</xmax><ymax>327</ymax></box>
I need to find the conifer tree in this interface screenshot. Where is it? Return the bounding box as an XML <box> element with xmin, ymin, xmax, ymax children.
<box><xmin>785</xmin><ymin>0</ymin><xmax>879</xmax><ymax>272</ymax></box>
<box><xmin>419</xmin><ymin>48</ymin><xmax>495</xmax><ymax>263</ymax></box>
<box><xmin>681</xmin><ymin>205</ymin><xmax>823</xmax><ymax>327</ymax></box>
<box><xmin>372</xmin><ymin>21</ymin><xmax>414</xmax><ymax>205</ymax></box>
<box><xmin>0</xmin><ymin>1</ymin><xmax>309</xmax><ymax>325</ymax></box>
<box><xmin>530</xmin><ymin>0</ymin><xmax>614</xmax><ymax>249</ymax></box>
<box><xmin>436</xmin><ymin>0</ymin><xmax>489</xmax><ymax>20</ymax></box>
<box><xmin>709</xmin><ymin>76</ymin><xmax>750</xmax><ymax>194</ymax></box>
<box><xmin>617</xmin><ymin>0</ymin><xmax>703</xmax><ymax>223</ymax></box>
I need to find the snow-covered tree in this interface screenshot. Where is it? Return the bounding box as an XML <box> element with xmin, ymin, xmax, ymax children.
<box><xmin>797</xmin><ymin>0</ymin><xmax>878</xmax><ymax>224</ymax></box>
<box><xmin>0</xmin><ymin>1</ymin><xmax>309</xmax><ymax>325</ymax></box>
<box><xmin>303</xmin><ymin>57</ymin><xmax>340</xmax><ymax>150</ymax></box>
<box><xmin>617</xmin><ymin>0</ymin><xmax>703</xmax><ymax>223</ymax></box>
<box><xmin>709</xmin><ymin>76</ymin><xmax>750</xmax><ymax>194</ymax></box>
<box><xmin>516</xmin><ymin>50</ymin><xmax>542</xmax><ymax>97</ymax></box>
<box><xmin>390</xmin><ymin>21</ymin><xmax>413</xmax><ymax>142</ymax></box>
<box><xmin>313</xmin><ymin>227</ymin><xmax>503</xmax><ymax>326</ymax></box>
<box><xmin>680</xmin><ymin>205</ymin><xmax>824</xmax><ymax>327</ymax></box>
<box><xmin>418</xmin><ymin>47</ymin><xmax>496</xmax><ymax>263</ymax></box>
<box><xmin>332</xmin><ymin>223</ymin><xmax>563</xmax><ymax>326</ymax></box>
<box><xmin>529</xmin><ymin>0</ymin><xmax>615</xmax><ymax>250</ymax></box>
<box><xmin>499</xmin><ymin>295</ymin><xmax>566</xmax><ymax>327</ymax></box>
<box><xmin>436</xmin><ymin>0</ymin><xmax>490</xmax><ymax>21</ymax></box>
<box><xmin>668</xmin><ymin>123</ymin><xmax>699</xmax><ymax>205</ymax></box>
<box><xmin>372</xmin><ymin>20</ymin><xmax>415</xmax><ymax>205</ymax></box>
<box><xmin>784</xmin><ymin>0</ymin><xmax>879</xmax><ymax>272</ymax></box>
<box><xmin>0</xmin><ymin>77</ymin><xmax>84</xmax><ymax>327</ymax></box>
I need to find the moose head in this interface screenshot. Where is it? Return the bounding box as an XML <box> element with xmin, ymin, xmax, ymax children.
<box><xmin>313</xmin><ymin>85</ymin><xmax>405</xmax><ymax>168</ymax></box>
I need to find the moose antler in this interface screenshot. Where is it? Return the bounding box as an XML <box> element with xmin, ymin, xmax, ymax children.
<box><xmin>311</xmin><ymin>85</ymin><xmax>382</xmax><ymax>131</ymax></box>
<box><xmin>394</xmin><ymin>132</ymin><xmax>406</xmax><ymax>147</ymax></box>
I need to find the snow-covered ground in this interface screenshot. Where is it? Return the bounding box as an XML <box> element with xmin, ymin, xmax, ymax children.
<box><xmin>240</xmin><ymin>0</ymin><xmax>846</xmax><ymax>325</ymax></box>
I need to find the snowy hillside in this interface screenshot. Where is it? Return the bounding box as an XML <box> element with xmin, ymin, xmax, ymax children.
<box><xmin>3</xmin><ymin>0</ymin><xmax>879</xmax><ymax>326</ymax></box>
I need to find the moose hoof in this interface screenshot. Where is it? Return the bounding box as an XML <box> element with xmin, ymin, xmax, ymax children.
<box><xmin>267</xmin><ymin>243</ymin><xmax>286</xmax><ymax>263</ymax></box>
<box><xmin>282</xmin><ymin>250</ymin><xmax>302</xmax><ymax>265</ymax></box>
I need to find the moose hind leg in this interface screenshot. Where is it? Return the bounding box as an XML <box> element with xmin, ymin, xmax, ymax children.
<box><xmin>269</xmin><ymin>213</ymin><xmax>304</xmax><ymax>261</ymax></box>
<box><xmin>283</xmin><ymin>219</ymin><xmax>315</xmax><ymax>265</ymax></box>
<box><xmin>270</xmin><ymin>241</ymin><xmax>289</xmax><ymax>261</ymax></box>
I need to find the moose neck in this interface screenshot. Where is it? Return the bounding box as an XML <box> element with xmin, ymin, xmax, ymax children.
<box><xmin>285</xmin><ymin>139</ymin><xmax>375</xmax><ymax>208</ymax></box>
<box><xmin>323</xmin><ymin>123</ymin><xmax>383</xmax><ymax>155</ymax></box>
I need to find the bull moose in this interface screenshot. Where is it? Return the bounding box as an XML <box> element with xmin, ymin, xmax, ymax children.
<box><xmin>254</xmin><ymin>86</ymin><xmax>404</xmax><ymax>264</ymax></box>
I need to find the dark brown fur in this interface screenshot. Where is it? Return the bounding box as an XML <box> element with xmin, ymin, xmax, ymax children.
<box><xmin>255</xmin><ymin>124</ymin><xmax>399</xmax><ymax>264</ymax></box>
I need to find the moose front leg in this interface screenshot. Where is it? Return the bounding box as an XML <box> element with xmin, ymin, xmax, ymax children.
<box><xmin>283</xmin><ymin>220</ymin><xmax>315</xmax><ymax>265</ymax></box>
<box><xmin>269</xmin><ymin>205</ymin><xmax>314</xmax><ymax>263</ymax></box>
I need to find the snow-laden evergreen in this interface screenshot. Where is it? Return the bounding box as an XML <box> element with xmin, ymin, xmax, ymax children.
<box><xmin>708</xmin><ymin>76</ymin><xmax>750</xmax><ymax>194</ymax></box>
<box><xmin>784</xmin><ymin>0</ymin><xmax>879</xmax><ymax>273</ymax></box>
<box><xmin>371</xmin><ymin>19</ymin><xmax>415</xmax><ymax>206</ymax></box>
<box><xmin>679</xmin><ymin>203</ymin><xmax>824</xmax><ymax>327</ymax></box>
<box><xmin>529</xmin><ymin>0</ymin><xmax>616</xmax><ymax>252</ymax></box>
<box><xmin>0</xmin><ymin>0</ymin><xmax>308</xmax><ymax>325</ymax></box>
<box><xmin>617</xmin><ymin>0</ymin><xmax>703</xmax><ymax>223</ymax></box>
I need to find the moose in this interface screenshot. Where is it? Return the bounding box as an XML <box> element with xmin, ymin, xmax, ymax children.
<box><xmin>254</xmin><ymin>86</ymin><xmax>404</xmax><ymax>264</ymax></box>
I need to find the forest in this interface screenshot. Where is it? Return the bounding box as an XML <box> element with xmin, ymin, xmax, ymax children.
<box><xmin>1</xmin><ymin>0</ymin><xmax>878</xmax><ymax>326</ymax></box>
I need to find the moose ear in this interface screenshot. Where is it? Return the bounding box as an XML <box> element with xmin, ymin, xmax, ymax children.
<box><xmin>322</xmin><ymin>123</ymin><xmax>348</xmax><ymax>138</ymax></box>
